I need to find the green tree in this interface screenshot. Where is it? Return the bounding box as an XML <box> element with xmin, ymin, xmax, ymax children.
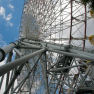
<box><xmin>81</xmin><ymin>0</ymin><xmax>94</xmax><ymax>10</ymax></box>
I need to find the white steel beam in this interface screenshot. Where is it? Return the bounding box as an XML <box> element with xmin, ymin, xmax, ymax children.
<box><xmin>0</xmin><ymin>48</ymin><xmax>45</xmax><ymax>76</ymax></box>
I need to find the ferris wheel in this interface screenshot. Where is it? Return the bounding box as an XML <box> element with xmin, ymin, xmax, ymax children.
<box><xmin>0</xmin><ymin>0</ymin><xmax>94</xmax><ymax>94</ymax></box>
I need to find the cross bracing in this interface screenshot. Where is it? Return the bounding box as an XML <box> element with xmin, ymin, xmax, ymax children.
<box><xmin>0</xmin><ymin>0</ymin><xmax>94</xmax><ymax>94</ymax></box>
<box><xmin>0</xmin><ymin>39</ymin><xmax>94</xmax><ymax>94</ymax></box>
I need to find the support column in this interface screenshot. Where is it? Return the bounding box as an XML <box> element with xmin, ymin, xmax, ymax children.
<box><xmin>4</xmin><ymin>63</ymin><xmax>25</xmax><ymax>94</ymax></box>
<box><xmin>43</xmin><ymin>51</ymin><xmax>49</xmax><ymax>94</ymax></box>
<box><xmin>6</xmin><ymin>51</ymin><xmax>13</xmax><ymax>89</ymax></box>
<box><xmin>69</xmin><ymin>0</ymin><xmax>73</xmax><ymax>45</ymax></box>
<box><xmin>0</xmin><ymin>51</ymin><xmax>13</xmax><ymax>90</ymax></box>
<box><xmin>83</xmin><ymin>5</ymin><xmax>87</xmax><ymax>51</ymax></box>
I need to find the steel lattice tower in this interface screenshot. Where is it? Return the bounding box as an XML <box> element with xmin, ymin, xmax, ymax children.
<box><xmin>0</xmin><ymin>0</ymin><xmax>94</xmax><ymax>94</ymax></box>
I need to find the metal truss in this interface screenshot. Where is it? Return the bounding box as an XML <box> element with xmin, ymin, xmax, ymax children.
<box><xmin>0</xmin><ymin>39</ymin><xmax>94</xmax><ymax>94</ymax></box>
<box><xmin>0</xmin><ymin>0</ymin><xmax>94</xmax><ymax>94</ymax></box>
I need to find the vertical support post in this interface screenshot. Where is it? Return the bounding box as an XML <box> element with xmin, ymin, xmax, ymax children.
<box><xmin>10</xmin><ymin>70</ymin><xmax>14</xmax><ymax>92</ymax></box>
<box><xmin>4</xmin><ymin>63</ymin><xmax>25</xmax><ymax>94</ymax></box>
<box><xmin>44</xmin><ymin>51</ymin><xmax>49</xmax><ymax>94</ymax></box>
<box><xmin>27</xmin><ymin>62</ymin><xmax>31</xmax><ymax>94</ymax></box>
<box><xmin>10</xmin><ymin>53</ymin><xmax>18</xmax><ymax>92</ymax></box>
<box><xmin>6</xmin><ymin>51</ymin><xmax>13</xmax><ymax>90</ymax></box>
<box><xmin>69</xmin><ymin>0</ymin><xmax>73</xmax><ymax>45</ymax></box>
<box><xmin>0</xmin><ymin>51</ymin><xmax>13</xmax><ymax>90</ymax></box>
<box><xmin>83</xmin><ymin>5</ymin><xmax>87</xmax><ymax>51</ymax></box>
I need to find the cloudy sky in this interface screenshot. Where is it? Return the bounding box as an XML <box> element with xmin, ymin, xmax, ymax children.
<box><xmin>0</xmin><ymin>0</ymin><xmax>24</xmax><ymax>47</ymax></box>
<box><xmin>0</xmin><ymin>1</ymin><xmax>24</xmax><ymax>93</ymax></box>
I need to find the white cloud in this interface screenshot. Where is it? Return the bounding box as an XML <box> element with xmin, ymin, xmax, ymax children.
<box><xmin>15</xmin><ymin>37</ymin><xmax>18</xmax><ymax>40</ymax></box>
<box><xmin>0</xmin><ymin>6</ymin><xmax>12</xmax><ymax>22</ymax></box>
<box><xmin>9</xmin><ymin>4</ymin><xmax>14</xmax><ymax>10</ymax></box>
<box><xmin>0</xmin><ymin>34</ymin><xmax>7</xmax><ymax>47</ymax></box>
<box><xmin>5</xmin><ymin>13</ymin><xmax>12</xmax><ymax>21</ymax></box>
<box><xmin>6</xmin><ymin>22</ymin><xmax>13</xmax><ymax>27</ymax></box>
<box><xmin>0</xmin><ymin>6</ymin><xmax>5</xmax><ymax>19</ymax></box>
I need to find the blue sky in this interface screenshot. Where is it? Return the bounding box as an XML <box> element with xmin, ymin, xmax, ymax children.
<box><xmin>0</xmin><ymin>0</ymin><xmax>24</xmax><ymax>47</ymax></box>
